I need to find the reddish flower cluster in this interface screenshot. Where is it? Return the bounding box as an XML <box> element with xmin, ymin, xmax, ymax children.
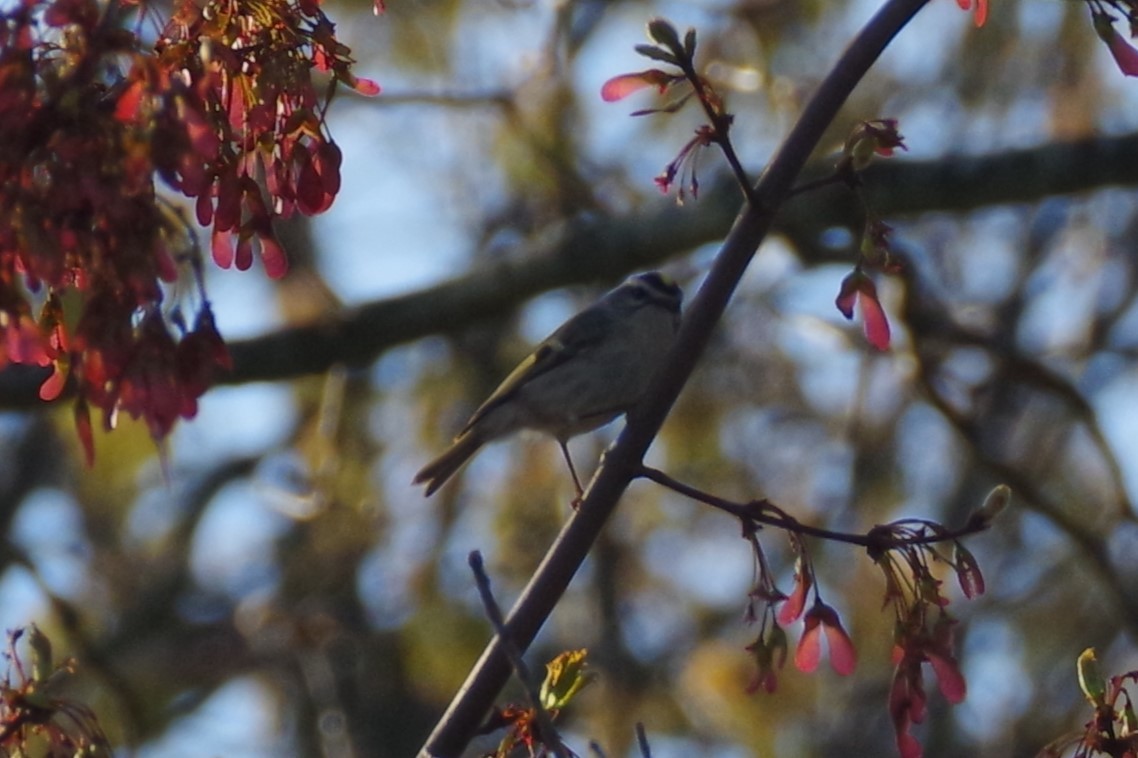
<box><xmin>834</xmin><ymin>121</ymin><xmax>907</xmax><ymax>352</ymax></box>
<box><xmin>744</xmin><ymin>536</ymin><xmax>857</xmax><ymax>694</ymax></box>
<box><xmin>889</xmin><ymin>616</ymin><xmax>967</xmax><ymax>758</ymax></box>
<box><xmin>836</xmin><ymin>270</ymin><xmax>892</xmax><ymax>352</ymax></box>
<box><xmin>968</xmin><ymin>0</ymin><xmax>1138</xmax><ymax>81</ymax></box>
<box><xmin>739</xmin><ymin>503</ymin><xmax>989</xmax><ymax>754</ymax></box>
<box><xmin>153</xmin><ymin>0</ymin><xmax>378</xmax><ymax>276</ymax></box>
<box><xmin>977</xmin><ymin>0</ymin><xmax>1138</xmax><ymax>79</ymax></box>
<box><xmin>602</xmin><ymin>18</ymin><xmax>732</xmax><ymax>204</ymax></box>
<box><xmin>1043</xmin><ymin>649</ymin><xmax>1138</xmax><ymax>758</ymax></box>
<box><xmin>654</xmin><ymin>124</ymin><xmax>716</xmax><ymax>201</ymax></box>
<box><xmin>0</xmin><ymin>0</ymin><xmax>376</xmax><ymax>461</ymax></box>
<box><xmin>841</xmin><ymin>118</ymin><xmax>907</xmax><ymax>173</ymax></box>
<box><xmin>1092</xmin><ymin>9</ymin><xmax>1138</xmax><ymax>77</ymax></box>
<box><xmin>480</xmin><ymin>650</ymin><xmax>591</xmax><ymax>756</ymax></box>
<box><xmin>743</xmin><ymin>531</ymin><xmax>791</xmax><ymax>694</ymax></box>
<box><xmin>871</xmin><ymin>525</ymin><xmax>982</xmax><ymax>758</ymax></box>
<box><xmin>777</xmin><ymin>558</ymin><xmax>858</xmax><ymax>677</ymax></box>
<box><xmin>794</xmin><ymin>601</ymin><xmax>858</xmax><ymax>676</ymax></box>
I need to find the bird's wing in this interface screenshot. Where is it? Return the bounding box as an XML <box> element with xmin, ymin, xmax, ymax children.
<box><xmin>458</xmin><ymin>306</ymin><xmax>611</xmax><ymax>435</ymax></box>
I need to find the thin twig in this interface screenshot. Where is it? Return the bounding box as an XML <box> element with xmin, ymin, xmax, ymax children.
<box><xmin>467</xmin><ymin>551</ymin><xmax>568</xmax><ymax>758</ymax></box>
<box><xmin>636</xmin><ymin>466</ymin><xmax>990</xmax><ymax>550</ymax></box>
<box><xmin>635</xmin><ymin>722</ymin><xmax>653</xmax><ymax>758</ymax></box>
<box><xmin>677</xmin><ymin>53</ymin><xmax>758</xmax><ymax>208</ymax></box>
<box><xmin>902</xmin><ymin>279</ymin><xmax>1138</xmax><ymax>632</ymax></box>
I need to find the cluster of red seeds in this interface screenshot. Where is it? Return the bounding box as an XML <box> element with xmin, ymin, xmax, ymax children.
<box><xmin>0</xmin><ymin>0</ymin><xmax>375</xmax><ymax>462</ymax></box>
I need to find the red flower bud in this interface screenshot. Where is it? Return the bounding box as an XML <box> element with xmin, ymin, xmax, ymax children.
<box><xmin>836</xmin><ymin>271</ymin><xmax>891</xmax><ymax>350</ymax></box>
<box><xmin>794</xmin><ymin>602</ymin><xmax>857</xmax><ymax>676</ymax></box>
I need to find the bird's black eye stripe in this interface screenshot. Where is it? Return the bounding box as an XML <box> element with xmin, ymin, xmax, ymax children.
<box><xmin>631</xmin><ymin>272</ymin><xmax>683</xmax><ymax>309</ymax></box>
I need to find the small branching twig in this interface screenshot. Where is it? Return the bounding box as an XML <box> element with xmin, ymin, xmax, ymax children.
<box><xmin>603</xmin><ymin>19</ymin><xmax>757</xmax><ymax>206</ymax></box>
<box><xmin>640</xmin><ymin>463</ymin><xmax>1005</xmax><ymax>754</ymax></box>
<box><xmin>654</xmin><ymin>22</ymin><xmax>757</xmax><ymax>207</ymax></box>
<box><xmin>635</xmin><ymin>723</ymin><xmax>653</xmax><ymax>758</ymax></box>
<box><xmin>637</xmin><ymin>465</ymin><xmax>996</xmax><ymax>550</ymax></box>
<box><xmin>468</xmin><ymin>551</ymin><xmax>570</xmax><ymax>758</ymax></box>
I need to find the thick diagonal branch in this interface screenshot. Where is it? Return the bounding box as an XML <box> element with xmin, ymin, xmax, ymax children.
<box><xmin>417</xmin><ymin>0</ymin><xmax>933</xmax><ymax>755</ymax></box>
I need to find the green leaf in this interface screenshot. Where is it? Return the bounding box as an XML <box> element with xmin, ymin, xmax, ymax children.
<box><xmin>975</xmin><ymin>484</ymin><xmax>1011</xmax><ymax>525</ymax></box>
<box><xmin>1078</xmin><ymin>648</ymin><xmax>1107</xmax><ymax>708</ymax></box>
<box><xmin>539</xmin><ymin>649</ymin><xmax>594</xmax><ymax>711</ymax></box>
<box><xmin>28</xmin><ymin>624</ymin><xmax>53</xmax><ymax>683</ymax></box>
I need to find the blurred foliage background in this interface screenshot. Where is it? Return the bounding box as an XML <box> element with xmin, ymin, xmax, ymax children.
<box><xmin>3</xmin><ymin>0</ymin><xmax>1138</xmax><ymax>756</ymax></box>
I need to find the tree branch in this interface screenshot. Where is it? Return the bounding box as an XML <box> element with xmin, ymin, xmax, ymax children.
<box><xmin>222</xmin><ymin>130</ymin><xmax>1138</xmax><ymax>382</ymax></box>
<box><xmin>0</xmin><ymin>130</ymin><xmax>1136</xmax><ymax>409</ymax></box>
<box><xmin>636</xmin><ymin>466</ymin><xmax>991</xmax><ymax>549</ymax></box>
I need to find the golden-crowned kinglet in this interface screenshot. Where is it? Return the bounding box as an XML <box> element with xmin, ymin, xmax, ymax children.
<box><xmin>414</xmin><ymin>272</ymin><xmax>684</xmax><ymax>497</ymax></box>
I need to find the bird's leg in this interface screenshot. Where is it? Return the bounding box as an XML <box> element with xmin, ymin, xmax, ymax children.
<box><xmin>558</xmin><ymin>440</ymin><xmax>585</xmax><ymax>509</ymax></box>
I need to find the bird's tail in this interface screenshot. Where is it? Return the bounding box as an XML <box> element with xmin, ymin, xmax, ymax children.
<box><xmin>413</xmin><ymin>432</ymin><xmax>484</xmax><ymax>496</ymax></box>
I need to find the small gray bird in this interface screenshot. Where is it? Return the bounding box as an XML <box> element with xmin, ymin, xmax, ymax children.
<box><xmin>414</xmin><ymin>272</ymin><xmax>684</xmax><ymax>497</ymax></box>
